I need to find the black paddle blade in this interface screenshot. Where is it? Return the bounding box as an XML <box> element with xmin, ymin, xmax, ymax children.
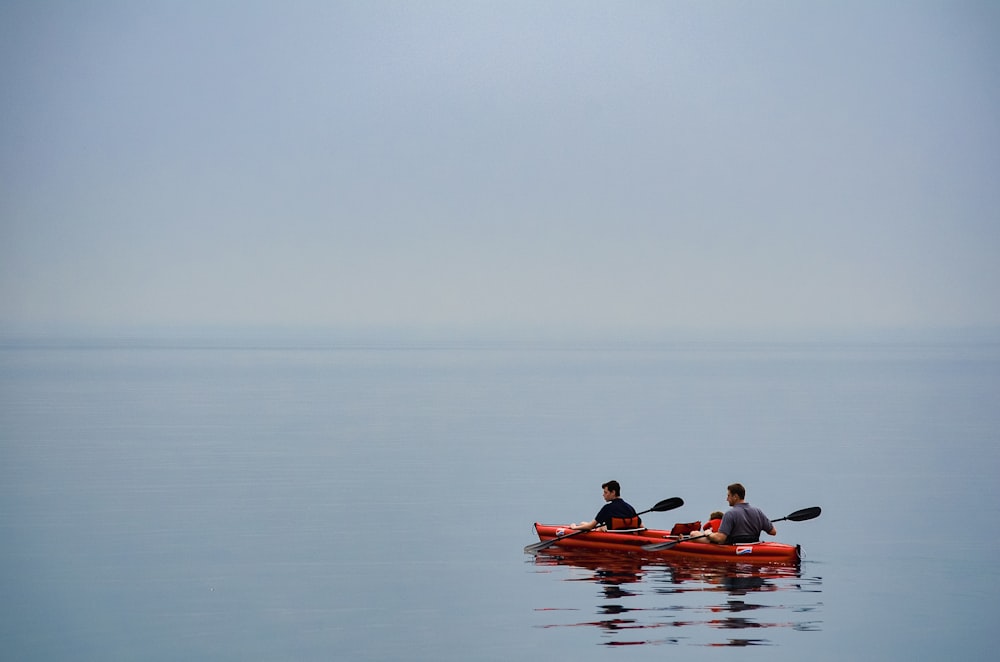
<box><xmin>523</xmin><ymin>540</ymin><xmax>552</xmax><ymax>554</ymax></box>
<box><xmin>523</xmin><ymin>527</ymin><xmax>588</xmax><ymax>554</ymax></box>
<box><xmin>773</xmin><ymin>506</ymin><xmax>821</xmax><ymax>523</ymax></box>
<box><xmin>524</xmin><ymin>538</ymin><xmax>559</xmax><ymax>554</ymax></box>
<box><xmin>646</xmin><ymin>497</ymin><xmax>684</xmax><ymax>513</ymax></box>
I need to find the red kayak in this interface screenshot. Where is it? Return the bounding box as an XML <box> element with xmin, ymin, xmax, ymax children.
<box><xmin>530</xmin><ymin>523</ymin><xmax>801</xmax><ymax>564</ymax></box>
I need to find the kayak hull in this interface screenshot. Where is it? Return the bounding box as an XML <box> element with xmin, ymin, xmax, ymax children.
<box><xmin>531</xmin><ymin>523</ymin><xmax>801</xmax><ymax>564</ymax></box>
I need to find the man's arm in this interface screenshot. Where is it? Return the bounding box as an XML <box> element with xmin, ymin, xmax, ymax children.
<box><xmin>700</xmin><ymin>530</ymin><xmax>725</xmax><ymax>544</ymax></box>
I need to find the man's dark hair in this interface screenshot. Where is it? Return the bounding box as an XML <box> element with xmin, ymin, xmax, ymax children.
<box><xmin>602</xmin><ymin>480</ymin><xmax>622</xmax><ymax>496</ymax></box>
<box><xmin>727</xmin><ymin>482</ymin><xmax>746</xmax><ymax>500</ymax></box>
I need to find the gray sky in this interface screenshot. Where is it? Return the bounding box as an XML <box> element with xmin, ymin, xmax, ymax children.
<box><xmin>2</xmin><ymin>1</ymin><xmax>998</xmax><ymax>339</ymax></box>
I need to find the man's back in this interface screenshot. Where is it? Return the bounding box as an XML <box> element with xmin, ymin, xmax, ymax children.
<box><xmin>719</xmin><ymin>502</ymin><xmax>772</xmax><ymax>543</ymax></box>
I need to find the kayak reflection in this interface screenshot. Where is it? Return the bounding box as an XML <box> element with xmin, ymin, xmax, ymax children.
<box><xmin>530</xmin><ymin>549</ymin><xmax>822</xmax><ymax>647</ymax></box>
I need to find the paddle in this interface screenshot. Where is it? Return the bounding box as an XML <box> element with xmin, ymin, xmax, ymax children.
<box><xmin>770</xmin><ymin>506</ymin><xmax>821</xmax><ymax>523</ymax></box>
<box><xmin>524</xmin><ymin>497</ymin><xmax>684</xmax><ymax>554</ymax></box>
<box><xmin>641</xmin><ymin>505</ymin><xmax>822</xmax><ymax>552</ymax></box>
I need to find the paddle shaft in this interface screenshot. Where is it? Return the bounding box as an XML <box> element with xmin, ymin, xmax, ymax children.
<box><xmin>642</xmin><ymin>533</ymin><xmax>711</xmax><ymax>552</ymax></box>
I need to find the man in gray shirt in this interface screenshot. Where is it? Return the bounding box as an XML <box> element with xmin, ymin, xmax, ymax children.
<box><xmin>701</xmin><ymin>483</ymin><xmax>776</xmax><ymax>544</ymax></box>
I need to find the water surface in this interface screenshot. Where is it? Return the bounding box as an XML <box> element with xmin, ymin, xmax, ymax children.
<box><xmin>1</xmin><ymin>339</ymin><xmax>997</xmax><ymax>660</ymax></box>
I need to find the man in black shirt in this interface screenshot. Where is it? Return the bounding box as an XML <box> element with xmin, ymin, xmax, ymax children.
<box><xmin>570</xmin><ymin>480</ymin><xmax>640</xmax><ymax>531</ymax></box>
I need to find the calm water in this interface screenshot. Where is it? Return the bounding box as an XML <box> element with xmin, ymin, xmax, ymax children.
<box><xmin>1</xmin><ymin>338</ymin><xmax>998</xmax><ymax>660</ymax></box>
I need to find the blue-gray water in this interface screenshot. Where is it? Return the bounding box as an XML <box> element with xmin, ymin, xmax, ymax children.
<box><xmin>2</xmin><ymin>338</ymin><xmax>998</xmax><ymax>660</ymax></box>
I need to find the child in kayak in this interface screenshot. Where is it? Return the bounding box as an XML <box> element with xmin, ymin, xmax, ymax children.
<box><xmin>703</xmin><ymin>511</ymin><xmax>724</xmax><ymax>533</ymax></box>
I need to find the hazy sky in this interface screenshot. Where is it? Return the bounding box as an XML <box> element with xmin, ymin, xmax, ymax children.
<box><xmin>2</xmin><ymin>1</ymin><xmax>998</xmax><ymax>338</ymax></box>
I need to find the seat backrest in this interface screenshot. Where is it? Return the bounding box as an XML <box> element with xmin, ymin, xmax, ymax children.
<box><xmin>610</xmin><ymin>516</ymin><xmax>643</xmax><ymax>530</ymax></box>
<box><xmin>670</xmin><ymin>521</ymin><xmax>702</xmax><ymax>536</ymax></box>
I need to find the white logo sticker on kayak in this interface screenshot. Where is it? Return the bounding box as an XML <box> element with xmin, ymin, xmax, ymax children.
<box><xmin>736</xmin><ymin>546</ymin><xmax>753</xmax><ymax>555</ymax></box>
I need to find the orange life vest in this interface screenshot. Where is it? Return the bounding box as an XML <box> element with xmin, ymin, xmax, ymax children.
<box><xmin>705</xmin><ymin>518</ymin><xmax>722</xmax><ymax>532</ymax></box>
